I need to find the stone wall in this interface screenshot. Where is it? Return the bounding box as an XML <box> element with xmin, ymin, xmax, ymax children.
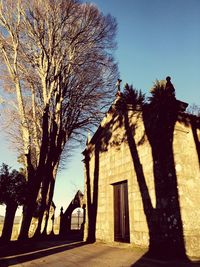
<box><xmin>174</xmin><ymin>122</ymin><xmax>200</xmax><ymax>257</ymax></box>
<box><xmin>83</xmin><ymin>107</ymin><xmax>200</xmax><ymax>258</ymax></box>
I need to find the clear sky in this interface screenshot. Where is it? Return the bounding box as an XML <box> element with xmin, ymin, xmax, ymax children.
<box><xmin>0</xmin><ymin>0</ymin><xmax>200</xmax><ymax>216</ymax></box>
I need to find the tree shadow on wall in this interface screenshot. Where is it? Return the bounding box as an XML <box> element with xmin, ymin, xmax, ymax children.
<box><xmin>84</xmin><ymin>142</ymin><xmax>100</xmax><ymax>243</ymax></box>
<box><xmin>83</xmin><ymin>102</ymin><xmax>123</xmax><ymax>243</ymax></box>
<box><xmin>84</xmin><ymin>84</ymin><xmax>200</xmax><ymax>264</ymax></box>
<box><xmin>191</xmin><ymin>116</ymin><xmax>200</xmax><ymax>166</ymax></box>
<box><xmin>143</xmin><ymin>92</ymin><xmax>186</xmax><ymax>259</ymax></box>
<box><xmin>177</xmin><ymin>112</ymin><xmax>200</xmax><ymax>167</ymax></box>
<box><xmin>121</xmin><ymin>85</ymin><xmax>199</xmax><ymax>263</ymax></box>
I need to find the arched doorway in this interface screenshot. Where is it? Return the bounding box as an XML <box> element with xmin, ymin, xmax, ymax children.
<box><xmin>59</xmin><ymin>190</ymin><xmax>85</xmax><ymax>240</ymax></box>
<box><xmin>71</xmin><ymin>207</ymin><xmax>84</xmax><ymax>230</ymax></box>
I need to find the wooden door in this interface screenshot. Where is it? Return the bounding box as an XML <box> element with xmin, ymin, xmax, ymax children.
<box><xmin>113</xmin><ymin>181</ymin><xmax>130</xmax><ymax>242</ymax></box>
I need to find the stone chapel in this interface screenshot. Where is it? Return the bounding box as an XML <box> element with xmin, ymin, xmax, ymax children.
<box><xmin>83</xmin><ymin>79</ymin><xmax>200</xmax><ymax>259</ymax></box>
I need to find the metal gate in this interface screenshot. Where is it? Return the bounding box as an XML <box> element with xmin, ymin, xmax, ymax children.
<box><xmin>71</xmin><ymin>208</ymin><xmax>84</xmax><ymax>230</ymax></box>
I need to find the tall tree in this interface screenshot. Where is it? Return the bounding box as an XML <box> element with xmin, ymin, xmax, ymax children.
<box><xmin>0</xmin><ymin>0</ymin><xmax>118</xmax><ymax>239</ymax></box>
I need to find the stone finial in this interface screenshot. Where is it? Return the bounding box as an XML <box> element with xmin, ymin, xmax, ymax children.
<box><xmin>165</xmin><ymin>76</ymin><xmax>188</xmax><ymax>111</ymax></box>
<box><xmin>165</xmin><ymin>76</ymin><xmax>175</xmax><ymax>96</ymax></box>
<box><xmin>116</xmin><ymin>79</ymin><xmax>122</xmax><ymax>92</ymax></box>
<box><xmin>166</xmin><ymin>76</ymin><xmax>171</xmax><ymax>82</ymax></box>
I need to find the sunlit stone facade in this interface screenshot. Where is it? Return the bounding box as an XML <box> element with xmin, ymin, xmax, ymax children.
<box><xmin>83</xmin><ymin>98</ymin><xmax>200</xmax><ymax>258</ymax></box>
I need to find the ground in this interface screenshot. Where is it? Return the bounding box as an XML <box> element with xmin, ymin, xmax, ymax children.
<box><xmin>0</xmin><ymin>239</ymin><xmax>200</xmax><ymax>267</ymax></box>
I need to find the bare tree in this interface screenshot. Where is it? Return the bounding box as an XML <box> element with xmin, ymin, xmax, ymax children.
<box><xmin>0</xmin><ymin>0</ymin><xmax>118</xmax><ymax>239</ymax></box>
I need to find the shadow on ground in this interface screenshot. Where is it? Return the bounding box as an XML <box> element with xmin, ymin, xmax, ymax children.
<box><xmin>0</xmin><ymin>238</ymin><xmax>200</xmax><ymax>267</ymax></box>
<box><xmin>0</xmin><ymin>238</ymin><xmax>86</xmax><ymax>266</ymax></box>
<box><xmin>131</xmin><ymin>253</ymin><xmax>200</xmax><ymax>267</ymax></box>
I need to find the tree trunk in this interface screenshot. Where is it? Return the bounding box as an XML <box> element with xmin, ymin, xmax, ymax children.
<box><xmin>18</xmin><ymin>173</ymin><xmax>41</xmax><ymax>240</ymax></box>
<box><xmin>18</xmin><ymin>203</ymin><xmax>35</xmax><ymax>240</ymax></box>
<box><xmin>33</xmin><ymin>183</ymin><xmax>48</xmax><ymax>239</ymax></box>
<box><xmin>42</xmin><ymin>178</ymin><xmax>56</xmax><ymax>236</ymax></box>
<box><xmin>34</xmin><ymin>163</ymin><xmax>57</xmax><ymax>237</ymax></box>
<box><xmin>0</xmin><ymin>202</ymin><xmax>18</xmax><ymax>242</ymax></box>
<box><xmin>19</xmin><ymin>106</ymin><xmax>50</xmax><ymax>241</ymax></box>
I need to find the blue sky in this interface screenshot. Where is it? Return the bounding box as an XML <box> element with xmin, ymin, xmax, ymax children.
<box><xmin>0</xmin><ymin>0</ymin><xmax>200</xmax><ymax>216</ymax></box>
<box><xmin>94</xmin><ymin>0</ymin><xmax>200</xmax><ymax>103</ymax></box>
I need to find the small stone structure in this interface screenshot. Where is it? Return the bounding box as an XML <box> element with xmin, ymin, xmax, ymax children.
<box><xmin>83</xmin><ymin>83</ymin><xmax>200</xmax><ymax>258</ymax></box>
<box><xmin>59</xmin><ymin>190</ymin><xmax>85</xmax><ymax>239</ymax></box>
